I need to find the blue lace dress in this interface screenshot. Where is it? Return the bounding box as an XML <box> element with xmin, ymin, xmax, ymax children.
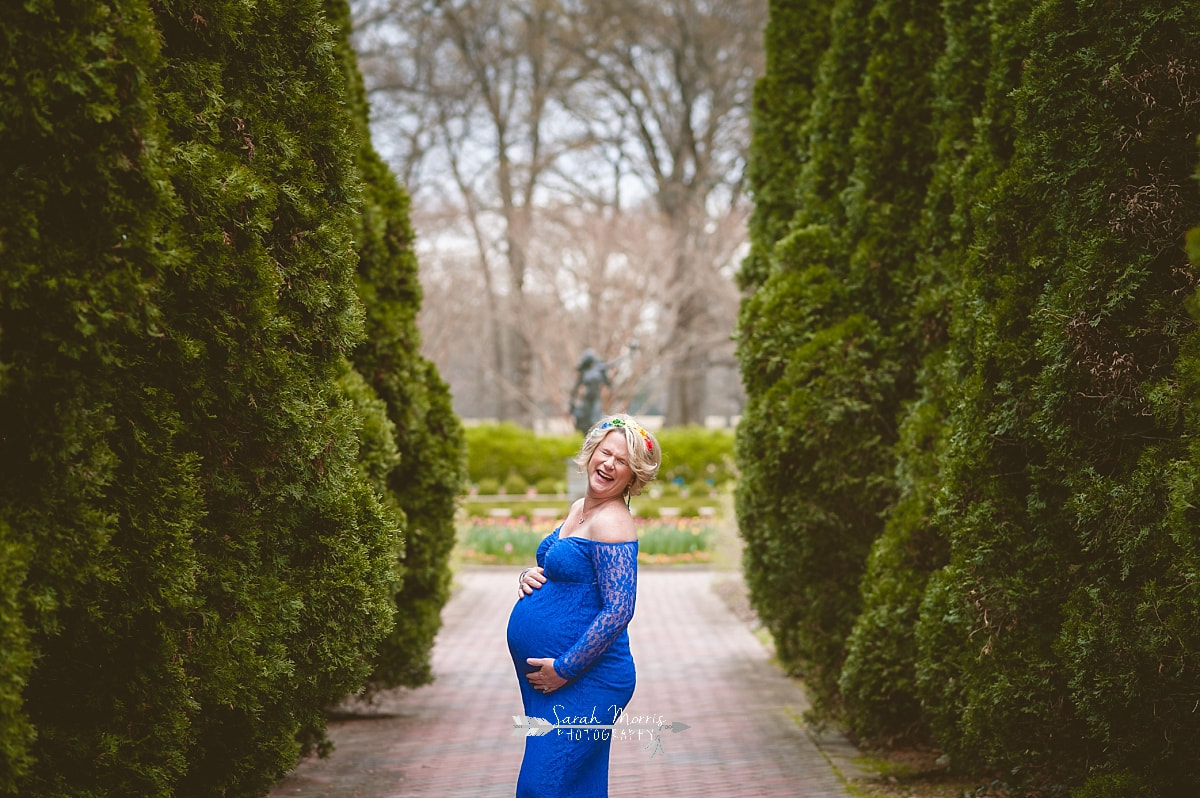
<box><xmin>506</xmin><ymin>525</ymin><xmax>638</xmax><ymax>798</ymax></box>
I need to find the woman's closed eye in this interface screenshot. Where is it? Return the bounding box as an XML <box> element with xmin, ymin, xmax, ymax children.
<box><xmin>601</xmin><ymin>447</ymin><xmax>625</xmax><ymax>464</ymax></box>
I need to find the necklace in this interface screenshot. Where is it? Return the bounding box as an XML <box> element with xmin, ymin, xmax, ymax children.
<box><xmin>578</xmin><ymin>498</ymin><xmax>613</xmax><ymax>525</ymax></box>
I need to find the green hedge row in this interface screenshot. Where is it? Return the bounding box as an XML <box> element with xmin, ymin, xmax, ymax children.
<box><xmin>0</xmin><ymin>1</ymin><xmax>464</xmax><ymax>795</ymax></box>
<box><xmin>739</xmin><ymin>0</ymin><xmax>1200</xmax><ymax>794</ymax></box>
<box><xmin>465</xmin><ymin>422</ymin><xmax>736</xmax><ymax>490</ymax></box>
<box><xmin>465</xmin><ymin>423</ymin><xmax>580</xmax><ymax>486</ymax></box>
<box><xmin>333</xmin><ymin>0</ymin><xmax>467</xmax><ymax>694</ymax></box>
<box><xmin>460</xmin><ymin>495</ymin><xmax>721</xmax><ymax>521</ymax></box>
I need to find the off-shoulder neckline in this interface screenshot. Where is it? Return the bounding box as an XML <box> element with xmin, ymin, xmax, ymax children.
<box><xmin>564</xmin><ymin>535</ymin><xmax>637</xmax><ymax>545</ymax></box>
<box><xmin>551</xmin><ymin>524</ymin><xmax>637</xmax><ymax>545</ymax></box>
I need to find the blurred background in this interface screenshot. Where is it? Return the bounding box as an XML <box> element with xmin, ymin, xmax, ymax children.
<box><xmin>349</xmin><ymin>0</ymin><xmax>765</xmax><ymax>429</ymax></box>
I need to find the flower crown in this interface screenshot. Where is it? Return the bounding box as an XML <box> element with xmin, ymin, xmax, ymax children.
<box><xmin>593</xmin><ymin>417</ymin><xmax>653</xmax><ymax>452</ymax></box>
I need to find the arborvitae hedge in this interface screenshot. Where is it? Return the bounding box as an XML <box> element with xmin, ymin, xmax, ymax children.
<box><xmin>837</xmin><ymin>0</ymin><xmax>1007</xmax><ymax>746</ymax></box>
<box><xmin>740</xmin><ymin>0</ymin><xmax>833</xmax><ymax>292</ymax></box>
<box><xmin>1</xmin><ymin>1</ymin><xmax>201</xmax><ymax>793</ymax></box>
<box><xmin>1</xmin><ymin>0</ymin><xmax>458</xmax><ymax>795</ymax></box>
<box><xmin>919</xmin><ymin>2</ymin><xmax>1200</xmax><ymax>790</ymax></box>
<box><xmin>788</xmin><ymin>0</ymin><xmax>873</xmax><ymax>235</ymax></box>
<box><xmin>330</xmin><ymin>0</ymin><xmax>467</xmax><ymax>690</ymax></box>
<box><xmin>152</xmin><ymin>2</ymin><xmax>401</xmax><ymax>791</ymax></box>
<box><xmin>737</xmin><ymin>0</ymin><xmax>941</xmax><ymax>720</ymax></box>
<box><xmin>740</xmin><ymin>0</ymin><xmax>1200</xmax><ymax>792</ymax></box>
<box><xmin>1055</xmin><ymin>6</ymin><xmax>1200</xmax><ymax>777</ymax></box>
<box><xmin>1172</xmin><ymin>141</ymin><xmax>1200</xmax><ymax>798</ymax></box>
<box><xmin>736</xmin><ymin>0</ymin><xmax>870</xmax><ymax>720</ymax></box>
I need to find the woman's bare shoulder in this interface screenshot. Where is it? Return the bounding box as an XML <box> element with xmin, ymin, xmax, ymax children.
<box><xmin>590</xmin><ymin>504</ymin><xmax>637</xmax><ymax>543</ymax></box>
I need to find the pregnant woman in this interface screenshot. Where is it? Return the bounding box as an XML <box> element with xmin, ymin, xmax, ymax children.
<box><xmin>507</xmin><ymin>414</ymin><xmax>661</xmax><ymax>797</ymax></box>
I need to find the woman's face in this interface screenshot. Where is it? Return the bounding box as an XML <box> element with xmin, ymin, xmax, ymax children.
<box><xmin>587</xmin><ymin>430</ymin><xmax>633</xmax><ymax>500</ymax></box>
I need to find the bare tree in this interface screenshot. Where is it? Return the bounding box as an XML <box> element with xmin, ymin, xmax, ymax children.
<box><xmin>352</xmin><ymin>0</ymin><xmax>761</xmax><ymax>426</ymax></box>
<box><xmin>354</xmin><ymin>0</ymin><xmax>594</xmax><ymax>424</ymax></box>
<box><xmin>575</xmin><ymin>0</ymin><xmax>765</xmax><ymax>425</ymax></box>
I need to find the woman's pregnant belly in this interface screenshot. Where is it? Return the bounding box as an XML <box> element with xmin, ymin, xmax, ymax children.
<box><xmin>507</xmin><ymin>581</ymin><xmax>598</xmax><ymax>674</ymax></box>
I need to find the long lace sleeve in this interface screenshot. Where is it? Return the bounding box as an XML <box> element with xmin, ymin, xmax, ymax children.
<box><xmin>553</xmin><ymin>541</ymin><xmax>638</xmax><ymax>680</ymax></box>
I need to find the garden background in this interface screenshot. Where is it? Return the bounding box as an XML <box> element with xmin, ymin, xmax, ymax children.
<box><xmin>455</xmin><ymin>422</ymin><xmax>735</xmax><ymax>567</ymax></box>
<box><xmin>4</xmin><ymin>1</ymin><xmax>1200</xmax><ymax>797</ymax></box>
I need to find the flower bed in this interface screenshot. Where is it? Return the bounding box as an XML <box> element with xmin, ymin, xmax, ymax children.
<box><xmin>456</xmin><ymin>516</ymin><xmax>713</xmax><ymax>565</ymax></box>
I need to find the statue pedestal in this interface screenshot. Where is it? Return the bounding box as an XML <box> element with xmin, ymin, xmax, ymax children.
<box><xmin>565</xmin><ymin>458</ymin><xmax>587</xmax><ymax>501</ymax></box>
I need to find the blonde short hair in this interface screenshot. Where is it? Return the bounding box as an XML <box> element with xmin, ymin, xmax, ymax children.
<box><xmin>574</xmin><ymin>413</ymin><xmax>662</xmax><ymax>498</ymax></box>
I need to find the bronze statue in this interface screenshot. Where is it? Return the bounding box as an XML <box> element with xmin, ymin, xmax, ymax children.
<box><xmin>568</xmin><ymin>349</ymin><xmax>610</xmax><ymax>434</ymax></box>
<box><xmin>568</xmin><ymin>342</ymin><xmax>638</xmax><ymax>433</ymax></box>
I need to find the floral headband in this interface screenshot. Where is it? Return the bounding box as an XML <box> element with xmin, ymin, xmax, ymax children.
<box><xmin>593</xmin><ymin>417</ymin><xmax>654</xmax><ymax>452</ymax></box>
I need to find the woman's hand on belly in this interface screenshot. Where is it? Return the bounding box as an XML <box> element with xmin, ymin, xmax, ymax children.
<box><xmin>525</xmin><ymin>657</ymin><xmax>568</xmax><ymax>694</ymax></box>
<box><xmin>518</xmin><ymin>566</ymin><xmax>547</xmax><ymax>598</ymax></box>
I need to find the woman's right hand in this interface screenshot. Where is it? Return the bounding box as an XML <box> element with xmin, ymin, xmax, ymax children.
<box><xmin>518</xmin><ymin>566</ymin><xmax>547</xmax><ymax>598</ymax></box>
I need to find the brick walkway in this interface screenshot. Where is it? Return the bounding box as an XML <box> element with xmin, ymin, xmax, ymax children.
<box><xmin>270</xmin><ymin>567</ymin><xmax>855</xmax><ymax>798</ymax></box>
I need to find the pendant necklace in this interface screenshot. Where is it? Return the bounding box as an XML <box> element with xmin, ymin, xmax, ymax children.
<box><xmin>578</xmin><ymin>498</ymin><xmax>609</xmax><ymax>525</ymax></box>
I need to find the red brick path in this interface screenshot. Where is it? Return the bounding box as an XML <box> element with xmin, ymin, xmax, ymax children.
<box><xmin>270</xmin><ymin>567</ymin><xmax>855</xmax><ymax>797</ymax></box>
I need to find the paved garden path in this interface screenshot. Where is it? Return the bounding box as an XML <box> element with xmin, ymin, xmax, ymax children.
<box><xmin>269</xmin><ymin>567</ymin><xmax>857</xmax><ymax>798</ymax></box>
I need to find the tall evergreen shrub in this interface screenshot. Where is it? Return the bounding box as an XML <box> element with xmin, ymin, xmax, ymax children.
<box><xmin>839</xmin><ymin>0</ymin><xmax>941</xmax><ymax>350</ymax></box>
<box><xmin>837</xmin><ymin>0</ymin><xmax>1005</xmax><ymax>745</ymax></box>
<box><xmin>738</xmin><ymin>278</ymin><xmax>897</xmax><ymax>719</ymax></box>
<box><xmin>1037</xmin><ymin>2</ymin><xmax>1200</xmax><ymax>790</ymax></box>
<box><xmin>740</xmin><ymin>0</ymin><xmax>833</xmax><ymax>291</ymax></box>
<box><xmin>1160</xmin><ymin>142</ymin><xmax>1200</xmax><ymax>796</ymax></box>
<box><xmin>0</xmin><ymin>1</ymin><xmax>202</xmax><ymax>793</ymax></box>
<box><xmin>330</xmin><ymin>0</ymin><xmax>467</xmax><ymax>690</ymax></box>
<box><xmin>737</xmin><ymin>0</ymin><xmax>872</xmax><ymax>719</ymax></box>
<box><xmin>152</xmin><ymin>1</ymin><xmax>400</xmax><ymax>791</ymax></box>
<box><xmin>737</xmin><ymin>0</ymin><xmax>941</xmax><ymax>720</ymax></box>
<box><xmin>788</xmin><ymin>0</ymin><xmax>874</xmax><ymax>234</ymax></box>
<box><xmin>916</xmin><ymin>0</ymin><xmax>1200</xmax><ymax>790</ymax></box>
<box><xmin>1</xmin><ymin>0</ymin><xmax>423</xmax><ymax>793</ymax></box>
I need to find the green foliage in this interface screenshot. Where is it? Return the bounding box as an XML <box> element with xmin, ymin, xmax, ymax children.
<box><xmin>841</xmin><ymin>0</ymin><xmax>942</xmax><ymax>343</ymax></box>
<box><xmin>462</xmin><ymin>493</ymin><xmax>721</xmax><ymax>521</ymax></box>
<box><xmin>337</xmin><ymin>366</ymin><xmax>403</xmax><ymax>493</ymax></box>
<box><xmin>737</xmin><ymin>265</ymin><xmax>899</xmax><ymax>716</ymax></box>
<box><xmin>837</xmin><ymin>0</ymin><xmax>995</xmax><ymax>746</ymax></box>
<box><xmin>653</xmin><ymin>426</ymin><xmax>736</xmax><ymax>487</ymax></box>
<box><xmin>737</xmin><ymin>0</ymin><xmax>940</xmax><ymax>725</ymax></box>
<box><xmin>741</xmin><ymin>0</ymin><xmax>1200</xmax><ymax>791</ymax></box>
<box><xmin>915</xmin><ymin>152</ymin><xmax>1081</xmax><ymax>788</ymax></box>
<box><xmin>465</xmin><ymin>423</ymin><xmax>580</xmax><ymax>486</ymax></box>
<box><xmin>0</xmin><ymin>0</ymin><xmax>458</xmax><ymax>794</ymax></box>
<box><xmin>465</xmin><ymin>423</ymin><xmax>736</xmax><ymax>489</ymax></box>
<box><xmin>787</xmin><ymin>0</ymin><xmax>874</xmax><ymax>235</ymax></box>
<box><xmin>904</xmin><ymin>0</ymin><xmax>1041</xmax><ymax>754</ymax></box>
<box><xmin>503</xmin><ymin>472</ymin><xmax>530</xmax><ymax>495</ymax></box>
<box><xmin>916</xmin><ymin>0</ymin><xmax>1200</xmax><ymax>791</ymax></box>
<box><xmin>330</xmin><ymin>0</ymin><xmax>467</xmax><ymax>692</ymax></box>
<box><xmin>0</xmin><ymin>529</ymin><xmax>34</xmax><ymax>793</ymax></box>
<box><xmin>1</xmin><ymin>0</ymin><xmax>202</xmax><ymax>792</ymax></box>
<box><xmin>456</xmin><ymin>517</ymin><xmax>563</xmax><ymax>564</ymax></box>
<box><xmin>1043</xmin><ymin>6</ymin><xmax>1200</xmax><ymax>783</ymax></box>
<box><xmin>150</xmin><ymin>1</ymin><xmax>402</xmax><ymax>791</ymax></box>
<box><xmin>476</xmin><ymin>477</ymin><xmax>502</xmax><ymax>495</ymax></box>
<box><xmin>1070</xmin><ymin>772</ymin><xmax>1152</xmax><ymax>798</ymax></box>
<box><xmin>838</xmin><ymin>390</ymin><xmax>949</xmax><ymax>745</ymax></box>
<box><xmin>740</xmin><ymin>0</ymin><xmax>833</xmax><ymax>291</ymax></box>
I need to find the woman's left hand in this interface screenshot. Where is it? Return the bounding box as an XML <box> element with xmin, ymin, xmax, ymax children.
<box><xmin>525</xmin><ymin>658</ymin><xmax>567</xmax><ymax>694</ymax></box>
